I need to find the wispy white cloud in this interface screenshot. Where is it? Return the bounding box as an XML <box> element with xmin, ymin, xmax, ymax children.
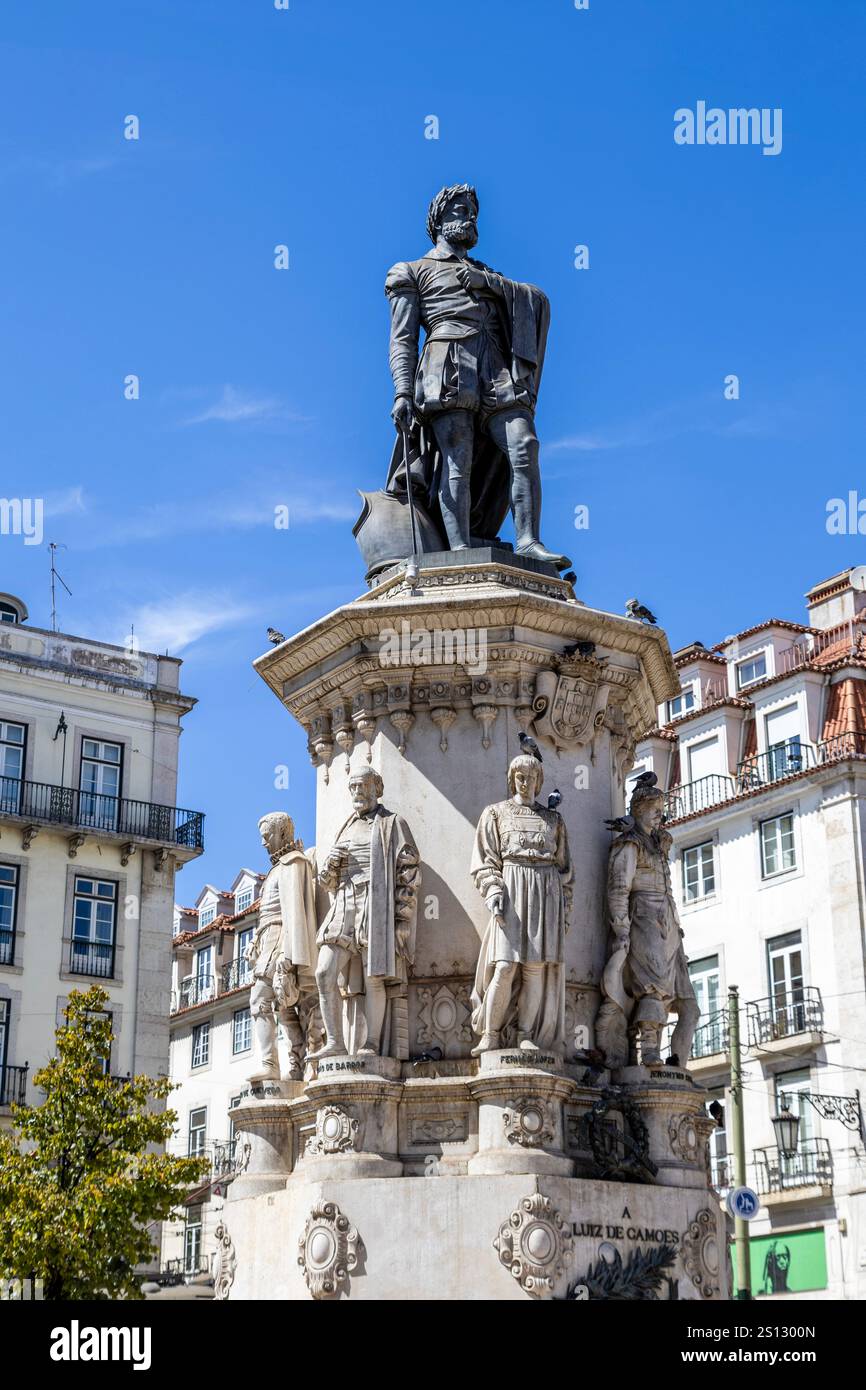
<box><xmin>73</xmin><ymin>488</ymin><xmax>356</xmax><ymax>549</ymax></box>
<box><xmin>44</xmin><ymin>485</ymin><xmax>87</xmax><ymax>517</ymax></box>
<box><xmin>0</xmin><ymin>153</ymin><xmax>118</xmax><ymax>188</ymax></box>
<box><xmin>546</xmin><ymin>397</ymin><xmax>789</xmax><ymax>457</ymax></box>
<box><xmin>182</xmin><ymin>385</ymin><xmax>309</xmax><ymax>427</ymax></box>
<box><xmin>120</xmin><ymin>592</ymin><xmax>255</xmax><ymax>656</ymax></box>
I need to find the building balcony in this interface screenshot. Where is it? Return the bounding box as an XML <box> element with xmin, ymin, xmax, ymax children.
<box><xmin>0</xmin><ymin>1063</ymin><xmax>28</xmax><ymax>1107</ymax></box>
<box><xmin>222</xmin><ymin>957</ymin><xmax>252</xmax><ymax>993</ymax></box>
<box><xmin>69</xmin><ymin>941</ymin><xmax>117</xmax><ymax>980</ymax></box>
<box><xmin>0</xmin><ymin>929</ymin><xmax>13</xmax><ymax>967</ymax></box>
<box><xmin>664</xmin><ymin>774</ymin><xmax>735</xmax><ymax>820</ymax></box>
<box><xmin>746</xmin><ymin>987</ymin><xmax>824</xmax><ymax>1056</ymax></box>
<box><xmin>170</xmin><ymin>959</ymin><xmax>253</xmax><ymax>1014</ymax></box>
<box><xmin>171</xmin><ymin>974</ymin><xmax>216</xmax><ymax>1013</ymax></box>
<box><xmin>0</xmin><ymin>776</ymin><xmax>204</xmax><ymax>856</ymax></box>
<box><xmin>779</xmin><ymin>618</ymin><xmax>866</xmax><ymax>675</ymax></box>
<box><xmin>709</xmin><ymin>1152</ymin><xmax>736</xmax><ymax>1193</ymax></box>
<box><xmin>663</xmin><ymin>1010</ymin><xmax>729</xmax><ymax>1078</ymax></box>
<box><xmin>736</xmin><ymin>740</ymin><xmax>815</xmax><ymax>791</ymax></box>
<box><xmin>753</xmin><ymin>1137</ymin><xmax>833</xmax><ymax>1206</ymax></box>
<box><xmin>664</xmin><ymin>732</ymin><xmax>866</xmax><ymax>825</ymax></box>
<box><xmin>818</xmin><ymin>729</ymin><xmax>866</xmax><ymax>762</ymax></box>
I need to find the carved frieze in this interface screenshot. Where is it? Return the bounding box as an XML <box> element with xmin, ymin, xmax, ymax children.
<box><xmin>416</xmin><ymin>981</ymin><xmax>472</xmax><ymax>1053</ymax></box>
<box><xmin>409</xmin><ymin>1115</ymin><xmax>467</xmax><ymax>1145</ymax></box>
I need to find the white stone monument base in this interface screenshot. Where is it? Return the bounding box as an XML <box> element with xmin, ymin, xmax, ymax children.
<box><xmin>226</xmin><ymin>1173</ymin><xmax>725</xmax><ymax>1301</ymax></box>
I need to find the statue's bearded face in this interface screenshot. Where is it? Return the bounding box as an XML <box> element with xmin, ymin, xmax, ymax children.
<box><xmin>439</xmin><ymin>194</ymin><xmax>478</xmax><ymax>248</ymax></box>
<box><xmin>349</xmin><ymin>777</ymin><xmax>379</xmax><ymax>816</ymax></box>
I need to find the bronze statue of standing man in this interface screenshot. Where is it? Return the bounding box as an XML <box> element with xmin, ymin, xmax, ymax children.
<box><xmin>382</xmin><ymin>184</ymin><xmax>570</xmax><ymax>569</ymax></box>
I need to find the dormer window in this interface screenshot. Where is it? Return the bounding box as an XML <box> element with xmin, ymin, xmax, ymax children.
<box><xmin>199</xmin><ymin>905</ymin><xmax>216</xmax><ymax>929</ymax></box>
<box><xmin>0</xmin><ymin>603</ymin><xmax>18</xmax><ymax>625</ymax></box>
<box><xmin>736</xmin><ymin>652</ymin><xmax>767</xmax><ymax>688</ymax></box>
<box><xmin>667</xmin><ymin>685</ymin><xmax>695</xmax><ymax>721</ymax></box>
<box><xmin>236</xmin><ymin>887</ymin><xmax>254</xmax><ymax>914</ymax></box>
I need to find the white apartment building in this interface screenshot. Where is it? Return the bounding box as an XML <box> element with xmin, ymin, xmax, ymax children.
<box><xmin>634</xmin><ymin>566</ymin><xmax>866</xmax><ymax>1300</ymax></box>
<box><xmin>0</xmin><ymin>590</ymin><xmax>203</xmax><ymax>1124</ymax></box>
<box><xmin>161</xmin><ymin>869</ymin><xmax>265</xmax><ymax>1279</ymax></box>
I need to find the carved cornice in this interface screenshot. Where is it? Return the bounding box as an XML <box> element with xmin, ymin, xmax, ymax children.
<box><xmin>254</xmin><ymin>577</ymin><xmax>678</xmax><ymax>768</ymax></box>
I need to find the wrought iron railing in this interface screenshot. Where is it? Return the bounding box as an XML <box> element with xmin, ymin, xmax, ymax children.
<box><xmin>818</xmin><ymin>730</ymin><xmax>866</xmax><ymax>762</ymax></box>
<box><xmin>69</xmin><ymin>941</ymin><xmax>116</xmax><ymax>979</ymax></box>
<box><xmin>709</xmin><ymin>1152</ymin><xmax>735</xmax><ymax>1191</ymax></box>
<box><xmin>222</xmin><ymin>958</ymin><xmax>252</xmax><ymax>993</ymax></box>
<box><xmin>736</xmin><ymin>740</ymin><xmax>815</xmax><ymax>792</ymax></box>
<box><xmin>753</xmin><ymin>1137</ymin><xmax>832</xmax><ymax>1193</ymax></box>
<box><xmin>779</xmin><ymin>619</ymin><xmax>866</xmax><ymax>675</ymax></box>
<box><xmin>0</xmin><ymin>929</ymin><xmax>13</xmax><ymax>966</ymax></box>
<box><xmin>746</xmin><ymin>987</ymin><xmax>824</xmax><ymax>1047</ymax></box>
<box><xmin>0</xmin><ymin>775</ymin><xmax>204</xmax><ymax>849</ymax></box>
<box><xmin>175</xmin><ymin>975</ymin><xmax>215</xmax><ymax>1011</ymax></box>
<box><xmin>664</xmin><ymin>774</ymin><xmax>735</xmax><ymax>820</ymax></box>
<box><xmin>0</xmin><ymin>1063</ymin><xmax>28</xmax><ymax>1107</ymax></box>
<box><xmin>663</xmin><ymin>1010</ymin><xmax>729</xmax><ymax>1063</ymax></box>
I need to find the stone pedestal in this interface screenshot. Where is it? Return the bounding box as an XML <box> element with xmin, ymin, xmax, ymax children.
<box><xmin>215</xmin><ymin>558</ymin><xmax>728</xmax><ymax>1300</ymax></box>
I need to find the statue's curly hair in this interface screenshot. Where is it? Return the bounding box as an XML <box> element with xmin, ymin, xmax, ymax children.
<box><xmin>257</xmin><ymin>810</ymin><xmax>298</xmax><ymax>853</ymax></box>
<box><xmin>426</xmin><ymin>183</ymin><xmax>479</xmax><ymax>243</ymax></box>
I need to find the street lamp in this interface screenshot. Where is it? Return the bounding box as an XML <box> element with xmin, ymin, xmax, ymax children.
<box><xmin>771</xmin><ymin>1103</ymin><xmax>800</xmax><ymax>1158</ymax></box>
<box><xmin>772</xmin><ymin>1089</ymin><xmax>866</xmax><ymax>1156</ymax></box>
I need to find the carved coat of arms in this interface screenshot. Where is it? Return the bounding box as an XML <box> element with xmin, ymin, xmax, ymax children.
<box><xmin>532</xmin><ymin>657</ymin><xmax>611</xmax><ymax>750</ymax></box>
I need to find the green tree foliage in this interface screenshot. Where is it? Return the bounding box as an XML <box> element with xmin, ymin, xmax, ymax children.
<box><xmin>0</xmin><ymin>986</ymin><xmax>208</xmax><ymax>1300</ymax></box>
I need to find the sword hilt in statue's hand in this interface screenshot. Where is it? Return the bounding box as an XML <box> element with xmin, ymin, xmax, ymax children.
<box><xmin>391</xmin><ymin>395</ymin><xmax>415</xmax><ymax>431</ymax></box>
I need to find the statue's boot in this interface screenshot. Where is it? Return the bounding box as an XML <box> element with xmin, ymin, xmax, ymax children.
<box><xmin>310</xmin><ymin>994</ymin><xmax>345</xmax><ymax>1058</ymax></box>
<box><xmin>641</xmin><ymin>1023</ymin><xmax>663</xmax><ymax>1066</ymax></box>
<box><xmin>512</xmin><ymin>468</ymin><xmax>571</xmax><ymax>570</ymax></box>
<box><xmin>440</xmin><ymin>472</ymin><xmax>472</xmax><ymax>551</ymax></box>
<box><xmin>470</xmin><ymin>1030</ymin><xmax>500</xmax><ymax>1056</ymax></box>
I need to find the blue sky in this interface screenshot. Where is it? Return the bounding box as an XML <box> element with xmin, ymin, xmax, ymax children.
<box><xmin>1</xmin><ymin>0</ymin><xmax>864</xmax><ymax>893</ymax></box>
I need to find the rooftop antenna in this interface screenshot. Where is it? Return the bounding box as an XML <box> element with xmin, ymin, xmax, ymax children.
<box><xmin>48</xmin><ymin>542</ymin><xmax>72</xmax><ymax>633</ymax></box>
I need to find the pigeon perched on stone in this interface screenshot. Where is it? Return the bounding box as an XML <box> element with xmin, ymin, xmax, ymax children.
<box><xmin>267</xmin><ymin>627</ymin><xmax>286</xmax><ymax>645</ymax></box>
<box><xmin>518</xmin><ymin>731</ymin><xmax>543</xmax><ymax>763</ymax></box>
<box><xmin>412</xmin><ymin>1047</ymin><xmax>443</xmax><ymax>1067</ymax></box>
<box><xmin>604</xmin><ymin>814</ymin><xmax>635</xmax><ymax>833</ymax></box>
<box><xmin>625</xmin><ymin>598</ymin><xmax>657</xmax><ymax>625</ymax></box>
<box><xmin>547</xmin><ymin>789</ymin><xmax>562</xmax><ymax>811</ymax></box>
<box><xmin>563</xmin><ymin>640</ymin><xmax>596</xmax><ymax>658</ymax></box>
<box><xmin>633</xmin><ymin>770</ymin><xmax>659</xmax><ymax>790</ymax></box>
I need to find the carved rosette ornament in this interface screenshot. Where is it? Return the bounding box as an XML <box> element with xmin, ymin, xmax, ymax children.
<box><xmin>306</xmin><ymin>1104</ymin><xmax>359</xmax><ymax>1156</ymax></box>
<box><xmin>298</xmin><ymin>1201</ymin><xmax>361</xmax><ymax>1300</ymax></box>
<box><xmin>680</xmin><ymin>1208</ymin><xmax>721</xmax><ymax>1300</ymax></box>
<box><xmin>503</xmin><ymin>1097</ymin><xmax>554</xmax><ymax>1149</ymax></box>
<box><xmin>668</xmin><ymin>1112</ymin><xmax>701</xmax><ymax>1163</ymax></box>
<box><xmin>212</xmin><ymin>1221</ymin><xmax>237</xmax><ymax>1301</ymax></box>
<box><xmin>493</xmin><ymin>1193</ymin><xmax>573</xmax><ymax>1299</ymax></box>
